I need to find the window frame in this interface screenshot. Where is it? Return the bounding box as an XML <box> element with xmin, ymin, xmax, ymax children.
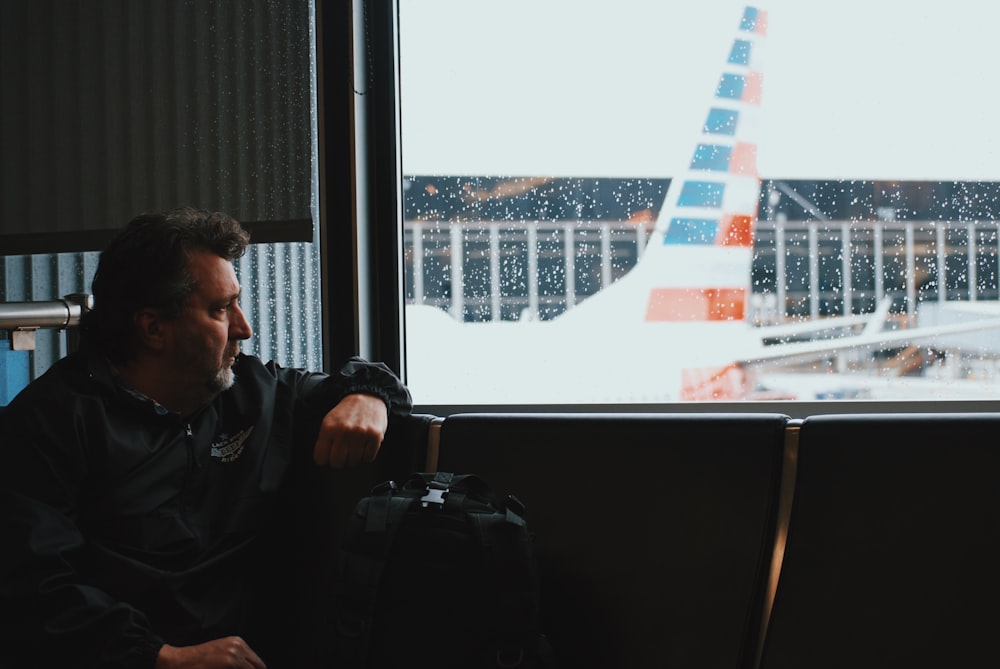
<box><xmin>321</xmin><ymin>0</ymin><xmax>406</xmax><ymax>375</ymax></box>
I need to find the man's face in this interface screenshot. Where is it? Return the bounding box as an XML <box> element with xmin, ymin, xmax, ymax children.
<box><xmin>165</xmin><ymin>249</ymin><xmax>253</xmax><ymax>400</ymax></box>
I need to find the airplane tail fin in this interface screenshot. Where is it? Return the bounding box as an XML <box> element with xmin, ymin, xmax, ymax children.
<box><xmin>561</xmin><ymin>5</ymin><xmax>767</xmax><ymax>326</ymax></box>
<box><xmin>645</xmin><ymin>5</ymin><xmax>767</xmax><ymax>323</ymax></box>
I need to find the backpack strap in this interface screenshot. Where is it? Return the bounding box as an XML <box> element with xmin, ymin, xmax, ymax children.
<box><xmin>468</xmin><ymin>495</ymin><xmax>546</xmax><ymax>668</ymax></box>
<box><xmin>332</xmin><ymin>479</ymin><xmax>417</xmax><ymax>668</ymax></box>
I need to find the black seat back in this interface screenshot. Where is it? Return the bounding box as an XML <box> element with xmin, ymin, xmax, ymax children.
<box><xmin>760</xmin><ymin>412</ymin><xmax>1000</xmax><ymax>669</ymax></box>
<box><xmin>437</xmin><ymin>412</ymin><xmax>789</xmax><ymax>669</ymax></box>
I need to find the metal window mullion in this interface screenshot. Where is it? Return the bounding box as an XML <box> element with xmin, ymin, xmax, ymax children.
<box><xmin>411</xmin><ymin>223</ymin><xmax>425</xmax><ymax>305</ymax></box>
<box><xmin>601</xmin><ymin>222</ymin><xmax>612</xmax><ymax>289</ymax></box>
<box><xmin>775</xmin><ymin>225</ymin><xmax>787</xmax><ymax>320</ymax></box>
<box><xmin>449</xmin><ymin>224</ymin><xmax>464</xmax><ymax>321</ymax></box>
<box><xmin>874</xmin><ymin>224</ymin><xmax>884</xmax><ymax>304</ymax></box>
<box><xmin>905</xmin><ymin>224</ymin><xmax>916</xmax><ymax>319</ymax></box>
<box><xmin>841</xmin><ymin>222</ymin><xmax>852</xmax><ymax>315</ymax></box>
<box><xmin>808</xmin><ymin>222</ymin><xmax>819</xmax><ymax>319</ymax></box>
<box><xmin>564</xmin><ymin>224</ymin><xmax>575</xmax><ymax>311</ymax></box>
<box><xmin>527</xmin><ymin>222</ymin><xmax>539</xmax><ymax>319</ymax></box>
<box><xmin>490</xmin><ymin>223</ymin><xmax>501</xmax><ymax>321</ymax></box>
<box><xmin>968</xmin><ymin>221</ymin><xmax>978</xmax><ymax>301</ymax></box>
<box><xmin>936</xmin><ymin>223</ymin><xmax>947</xmax><ymax>304</ymax></box>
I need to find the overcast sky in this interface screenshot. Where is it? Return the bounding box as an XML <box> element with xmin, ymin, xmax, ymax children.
<box><xmin>399</xmin><ymin>1</ymin><xmax>1000</xmax><ymax>181</ymax></box>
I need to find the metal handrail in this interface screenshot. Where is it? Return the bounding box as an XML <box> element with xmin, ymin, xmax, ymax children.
<box><xmin>0</xmin><ymin>294</ymin><xmax>92</xmax><ymax>330</ymax></box>
<box><xmin>0</xmin><ymin>294</ymin><xmax>93</xmax><ymax>351</ymax></box>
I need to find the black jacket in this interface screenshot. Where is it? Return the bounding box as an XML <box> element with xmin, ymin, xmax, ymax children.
<box><xmin>0</xmin><ymin>348</ymin><xmax>412</xmax><ymax>668</ymax></box>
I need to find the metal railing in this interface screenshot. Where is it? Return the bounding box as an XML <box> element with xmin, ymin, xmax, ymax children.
<box><xmin>404</xmin><ymin>218</ymin><xmax>1000</xmax><ymax>325</ymax></box>
<box><xmin>0</xmin><ymin>294</ymin><xmax>92</xmax><ymax>351</ymax></box>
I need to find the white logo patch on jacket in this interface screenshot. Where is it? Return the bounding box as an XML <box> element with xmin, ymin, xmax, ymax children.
<box><xmin>211</xmin><ymin>426</ymin><xmax>254</xmax><ymax>463</ymax></box>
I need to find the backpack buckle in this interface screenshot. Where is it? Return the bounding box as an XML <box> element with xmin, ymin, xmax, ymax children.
<box><xmin>420</xmin><ymin>482</ymin><xmax>449</xmax><ymax>507</ymax></box>
<box><xmin>372</xmin><ymin>480</ymin><xmax>398</xmax><ymax>495</ymax></box>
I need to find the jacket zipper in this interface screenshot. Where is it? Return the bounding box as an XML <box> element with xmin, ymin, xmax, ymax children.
<box><xmin>182</xmin><ymin>422</ymin><xmax>195</xmax><ymax>520</ymax></box>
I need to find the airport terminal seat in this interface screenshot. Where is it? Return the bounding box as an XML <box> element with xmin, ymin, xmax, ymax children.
<box><xmin>435</xmin><ymin>412</ymin><xmax>790</xmax><ymax>669</ymax></box>
<box><xmin>758</xmin><ymin>412</ymin><xmax>1000</xmax><ymax>669</ymax></box>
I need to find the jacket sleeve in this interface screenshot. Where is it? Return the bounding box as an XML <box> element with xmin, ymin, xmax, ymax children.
<box><xmin>276</xmin><ymin>355</ymin><xmax>413</xmax><ymax>421</ymax></box>
<box><xmin>330</xmin><ymin>356</ymin><xmax>413</xmax><ymax>419</ymax></box>
<box><xmin>0</xmin><ymin>398</ymin><xmax>165</xmax><ymax>669</ymax></box>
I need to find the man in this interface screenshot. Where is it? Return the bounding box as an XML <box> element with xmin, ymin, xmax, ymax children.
<box><xmin>0</xmin><ymin>208</ymin><xmax>413</xmax><ymax>668</ymax></box>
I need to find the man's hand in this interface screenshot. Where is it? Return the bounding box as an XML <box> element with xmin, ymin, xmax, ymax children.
<box><xmin>155</xmin><ymin>637</ymin><xmax>265</xmax><ymax>668</ymax></box>
<box><xmin>312</xmin><ymin>393</ymin><xmax>389</xmax><ymax>469</ymax></box>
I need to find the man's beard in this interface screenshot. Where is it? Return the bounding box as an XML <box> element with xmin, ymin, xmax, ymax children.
<box><xmin>209</xmin><ymin>365</ymin><xmax>236</xmax><ymax>394</ymax></box>
<box><xmin>205</xmin><ymin>345</ymin><xmax>240</xmax><ymax>395</ymax></box>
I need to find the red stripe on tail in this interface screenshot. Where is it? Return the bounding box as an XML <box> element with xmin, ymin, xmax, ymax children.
<box><xmin>645</xmin><ymin>288</ymin><xmax>746</xmax><ymax>321</ymax></box>
<box><xmin>718</xmin><ymin>214</ymin><xmax>754</xmax><ymax>246</ymax></box>
<box><xmin>743</xmin><ymin>71</ymin><xmax>763</xmax><ymax>104</ymax></box>
<box><xmin>729</xmin><ymin>142</ymin><xmax>758</xmax><ymax>177</ymax></box>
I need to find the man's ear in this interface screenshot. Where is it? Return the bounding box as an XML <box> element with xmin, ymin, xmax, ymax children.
<box><xmin>133</xmin><ymin>308</ymin><xmax>168</xmax><ymax>351</ymax></box>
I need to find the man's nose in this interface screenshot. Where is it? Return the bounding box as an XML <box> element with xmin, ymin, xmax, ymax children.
<box><xmin>231</xmin><ymin>302</ymin><xmax>253</xmax><ymax>340</ymax></box>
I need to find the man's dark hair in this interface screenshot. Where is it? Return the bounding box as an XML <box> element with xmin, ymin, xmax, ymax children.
<box><xmin>81</xmin><ymin>207</ymin><xmax>250</xmax><ymax>363</ymax></box>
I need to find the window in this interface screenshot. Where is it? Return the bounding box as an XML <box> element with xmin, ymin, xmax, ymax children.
<box><xmin>398</xmin><ymin>1</ymin><xmax>1000</xmax><ymax>407</ymax></box>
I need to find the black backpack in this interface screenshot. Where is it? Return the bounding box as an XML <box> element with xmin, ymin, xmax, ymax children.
<box><xmin>331</xmin><ymin>471</ymin><xmax>555</xmax><ymax>668</ymax></box>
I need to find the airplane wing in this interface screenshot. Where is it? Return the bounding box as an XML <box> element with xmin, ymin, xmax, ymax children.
<box><xmin>750</xmin><ymin>298</ymin><xmax>894</xmax><ymax>344</ymax></box>
<box><xmin>740</xmin><ymin>310</ymin><xmax>1000</xmax><ymax>368</ymax></box>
